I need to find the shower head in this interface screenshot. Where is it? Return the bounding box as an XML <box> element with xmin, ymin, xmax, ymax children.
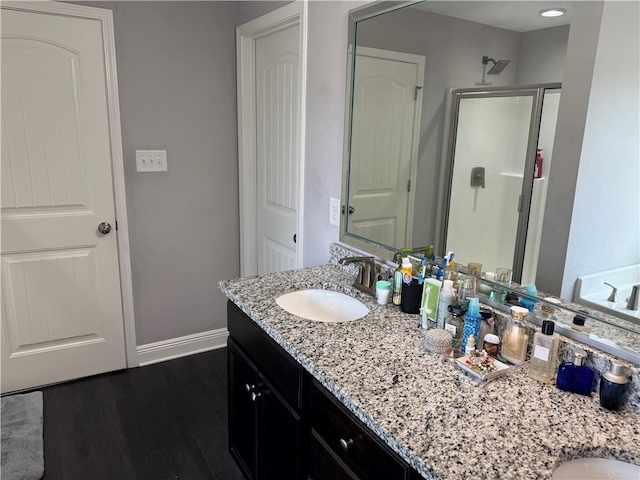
<box><xmin>482</xmin><ymin>56</ymin><xmax>511</xmax><ymax>75</ymax></box>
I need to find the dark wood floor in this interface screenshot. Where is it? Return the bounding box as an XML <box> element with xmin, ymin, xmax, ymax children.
<box><xmin>40</xmin><ymin>348</ymin><xmax>243</xmax><ymax>480</ymax></box>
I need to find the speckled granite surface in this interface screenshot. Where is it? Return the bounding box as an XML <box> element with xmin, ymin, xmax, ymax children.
<box><xmin>220</xmin><ymin>265</ymin><xmax>640</xmax><ymax>480</ymax></box>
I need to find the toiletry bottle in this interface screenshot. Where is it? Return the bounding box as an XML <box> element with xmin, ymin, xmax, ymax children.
<box><xmin>528</xmin><ymin>320</ymin><xmax>560</xmax><ymax>383</ymax></box>
<box><xmin>483</xmin><ymin>334</ymin><xmax>500</xmax><ymax>357</ymax></box>
<box><xmin>457</xmin><ymin>274</ymin><xmax>477</xmax><ymax>310</ymax></box>
<box><xmin>436</xmin><ymin>280</ymin><xmax>455</xmax><ymax>330</ymax></box>
<box><xmin>461</xmin><ymin>297</ymin><xmax>482</xmax><ymax>356</ymax></box>
<box><xmin>444</xmin><ymin>305</ymin><xmax>465</xmax><ymax>356</ymax></box>
<box><xmin>393</xmin><ymin>263</ymin><xmax>403</xmax><ymax>306</ymax></box>
<box><xmin>599</xmin><ymin>361</ymin><xmax>629</xmax><ymax>411</ymax></box>
<box><xmin>401</xmin><ymin>257</ymin><xmax>413</xmax><ymax>285</ymax></box>
<box><xmin>571</xmin><ymin>312</ymin><xmax>592</xmax><ymax>334</ymax></box>
<box><xmin>464</xmin><ymin>334</ymin><xmax>476</xmax><ymax>356</ymax></box>
<box><xmin>479</xmin><ymin>309</ymin><xmax>494</xmax><ymax>346</ymax></box>
<box><xmin>501</xmin><ymin>306</ymin><xmax>530</xmax><ymax>365</ymax></box>
<box><xmin>556</xmin><ymin>349</ymin><xmax>594</xmax><ymax>396</ymax></box>
<box><xmin>520</xmin><ymin>284</ymin><xmax>538</xmax><ymax>312</ymax></box>
<box><xmin>539</xmin><ymin>297</ymin><xmax>562</xmax><ymax>322</ymax></box>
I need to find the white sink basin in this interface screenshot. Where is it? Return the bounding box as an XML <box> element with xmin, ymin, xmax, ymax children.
<box><xmin>552</xmin><ymin>458</ymin><xmax>640</xmax><ymax>479</ymax></box>
<box><xmin>275</xmin><ymin>289</ymin><xmax>369</xmax><ymax>322</ymax></box>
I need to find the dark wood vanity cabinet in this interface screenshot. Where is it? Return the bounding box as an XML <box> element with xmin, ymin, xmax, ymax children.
<box><xmin>227</xmin><ymin>301</ymin><xmax>421</xmax><ymax>480</ymax></box>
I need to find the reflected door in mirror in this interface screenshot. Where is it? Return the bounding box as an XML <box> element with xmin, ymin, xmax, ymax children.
<box><xmin>347</xmin><ymin>47</ymin><xmax>424</xmax><ymax>249</ymax></box>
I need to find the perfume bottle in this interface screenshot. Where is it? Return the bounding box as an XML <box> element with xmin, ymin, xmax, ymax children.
<box><xmin>528</xmin><ymin>320</ymin><xmax>560</xmax><ymax>383</ymax></box>
<box><xmin>444</xmin><ymin>305</ymin><xmax>465</xmax><ymax>356</ymax></box>
<box><xmin>599</xmin><ymin>361</ymin><xmax>629</xmax><ymax>411</ymax></box>
<box><xmin>501</xmin><ymin>306</ymin><xmax>529</xmax><ymax>365</ymax></box>
<box><xmin>556</xmin><ymin>349</ymin><xmax>595</xmax><ymax>396</ymax></box>
<box><xmin>461</xmin><ymin>297</ymin><xmax>482</xmax><ymax>355</ymax></box>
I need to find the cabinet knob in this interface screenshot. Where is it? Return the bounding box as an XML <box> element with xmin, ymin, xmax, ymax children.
<box><xmin>250</xmin><ymin>391</ymin><xmax>262</xmax><ymax>402</ymax></box>
<box><xmin>339</xmin><ymin>438</ymin><xmax>354</xmax><ymax>452</ymax></box>
<box><xmin>245</xmin><ymin>384</ymin><xmax>255</xmax><ymax>393</ymax></box>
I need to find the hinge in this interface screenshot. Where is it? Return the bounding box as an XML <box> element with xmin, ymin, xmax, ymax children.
<box><xmin>407</xmin><ymin>180</ymin><xmax>411</xmax><ymax>192</ymax></box>
<box><xmin>415</xmin><ymin>86</ymin><xmax>423</xmax><ymax>100</ymax></box>
<box><xmin>115</xmin><ymin>220</ymin><xmax>119</xmax><ymax>231</ymax></box>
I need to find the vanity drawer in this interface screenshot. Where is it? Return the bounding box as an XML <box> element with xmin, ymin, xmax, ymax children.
<box><xmin>309</xmin><ymin>431</ymin><xmax>359</xmax><ymax>480</ymax></box>
<box><xmin>227</xmin><ymin>301</ymin><xmax>304</xmax><ymax>410</ymax></box>
<box><xmin>309</xmin><ymin>381</ymin><xmax>409</xmax><ymax>480</ymax></box>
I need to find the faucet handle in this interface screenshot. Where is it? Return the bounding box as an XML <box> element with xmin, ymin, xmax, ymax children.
<box><xmin>626</xmin><ymin>284</ymin><xmax>640</xmax><ymax>311</ymax></box>
<box><xmin>604</xmin><ymin>282</ymin><xmax>618</xmax><ymax>302</ymax></box>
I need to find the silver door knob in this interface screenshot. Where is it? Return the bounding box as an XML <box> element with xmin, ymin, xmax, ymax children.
<box><xmin>250</xmin><ymin>391</ymin><xmax>262</xmax><ymax>402</ymax></box>
<box><xmin>339</xmin><ymin>438</ymin><xmax>353</xmax><ymax>452</ymax></box>
<box><xmin>98</xmin><ymin>222</ymin><xmax>112</xmax><ymax>234</ymax></box>
<box><xmin>245</xmin><ymin>384</ymin><xmax>255</xmax><ymax>393</ymax></box>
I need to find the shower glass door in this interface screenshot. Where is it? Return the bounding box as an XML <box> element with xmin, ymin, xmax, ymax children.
<box><xmin>443</xmin><ymin>89</ymin><xmax>543</xmax><ymax>281</ymax></box>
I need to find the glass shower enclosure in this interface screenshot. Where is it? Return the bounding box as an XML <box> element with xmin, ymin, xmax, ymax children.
<box><xmin>438</xmin><ymin>85</ymin><xmax>561</xmax><ymax>284</ymax></box>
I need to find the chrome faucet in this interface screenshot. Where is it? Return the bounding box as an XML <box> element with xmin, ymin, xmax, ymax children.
<box><xmin>626</xmin><ymin>284</ymin><xmax>640</xmax><ymax>310</ymax></box>
<box><xmin>338</xmin><ymin>256</ymin><xmax>377</xmax><ymax>297</ymax></box>
<box><xmin>604</xmin><ymin>282</ymin><xmax>618</xmax><ymax>302</ymax></box>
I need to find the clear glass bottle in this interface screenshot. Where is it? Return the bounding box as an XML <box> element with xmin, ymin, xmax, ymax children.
<box><xmin>501</xmin><ymin>306</ymin><xmax>529</xmax><ymax>365</ymax></box>
<box><xmin>556</xmin><ymin>349</ymin><xmax>595</xmax><ymax>396</ymax></box>
<box><xmin>528</xmin><ymin>320</ymin><xmax>560</xmax><ymax>383</ymax></box>
<box><xmin>444</xmin><ymin>305</ymin><xmax>465</xmax><ymax>357</ymax></box>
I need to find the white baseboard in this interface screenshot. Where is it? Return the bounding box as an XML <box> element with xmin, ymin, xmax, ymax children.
<box><xmin>136</xmin><ymin>328</ymin><xmax>228</xmax><ymax>367</ymax></box>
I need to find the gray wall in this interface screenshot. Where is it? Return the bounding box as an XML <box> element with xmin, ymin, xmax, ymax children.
<box><xmin>303</xmin><ymin>1</ymin><xmax>367</xmax><ymax>267</ymax></box>
<box><xmin>236</xmin><ymin>0</ymin><xmax>292</xmax><ymax>26</ymax></box>
<box><xmin>516</xmin><ymin>25</ymin><xmax>570</xmax><ymax>85</ymax></box>
<box><xmin>77</xmin><ymin>1</ymin><xmax>240</xmax><ymax>345</ymax></box>
<box><xmin>561</xmin><ymin>0</ymin><xmax>640</xmax><ymax>297</ymax></box>
<box><xmin>536</xmin><ymin>1</ymin><xmax>604</xmax><ymax>295</ymax></box>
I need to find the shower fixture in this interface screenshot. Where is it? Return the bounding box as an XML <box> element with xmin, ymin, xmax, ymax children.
<box><xmin>482</xmin><ymin>56</ymin><xmax>511</xmax><ymax>75</ymax></box>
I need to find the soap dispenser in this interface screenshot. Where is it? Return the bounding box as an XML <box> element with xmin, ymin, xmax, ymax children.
<box><xmin>599</xmin><ymin>361</ymin><xmax>629</xmax><ymax>411</ymax></box>
<box><xmin>556</xmin><ymin>349</ymin><xmax>595</xmax><ymax>396</ymax></box>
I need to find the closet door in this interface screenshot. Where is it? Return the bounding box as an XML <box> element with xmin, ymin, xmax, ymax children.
<box><xmin>1</xmin><ymin>5</ymin><xmax>126</xmax><ymax>392</ymax></box>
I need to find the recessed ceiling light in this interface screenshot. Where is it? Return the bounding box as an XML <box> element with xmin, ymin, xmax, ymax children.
<box><xmin>539</xmin><ymin>7</ymin><xmax>567</xmax><ymax>17</ymax></box>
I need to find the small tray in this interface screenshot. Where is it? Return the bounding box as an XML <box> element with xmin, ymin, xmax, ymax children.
<box><xmin>456</xmin><ymin>355</ymin><xmax>510</xmax><ymax>382</ymax></box>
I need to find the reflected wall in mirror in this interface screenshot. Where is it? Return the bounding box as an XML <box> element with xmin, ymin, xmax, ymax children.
<box><xmin>341</xmin><ymin>0</ymin><xmax>639</xmax><ymax>324</ymax></box>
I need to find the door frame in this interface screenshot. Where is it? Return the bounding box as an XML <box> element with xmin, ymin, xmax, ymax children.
<box><xmin>1</xmin><ymin>1</ymin><xmax>138</xmax><ymax>367</ymax></box>
<box><xmin>351</xmin><ymin>46</ymin><xmax>425</xmax><ymax>247</ymax></box>
<box><xmin>237</xmin><ymin>2</ymin><xmax>308</xmax><ymax>277</ymax></box>
<box><xmin>436</xmin><ymin>83</ymin><xmax>561</xmax><ymax>282</ymax></box>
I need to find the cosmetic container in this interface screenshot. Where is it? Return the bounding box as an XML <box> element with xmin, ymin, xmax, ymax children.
<box><xmin>556</xmin><ymin>349</ymin><xmax>595</xmax><ymax>396</ymax></box>
<box><xmin>461</xmin><ymin>298</ymin><xmax>481</xmax><ymax>356</ymax></box>
<box><xmin>483</xmin><ymin>334</ymin><xmax>500</xmax><ymax>357</ymax></box>
<box><xmin>599</xmin><ymin>361</ymin><xmax>629</xmax><ymax>411</ymax></box>
<box><xmin>501</xmin><ymin>306</ymin><xmax>529</xmax><ymax>365</ymax></box>
<box><xmin>528</xmin><ymin>320</ymin><xmax>560</xmax><ymax>383</ymax></box>
<box><xmin>444</xmin><ymin>305</ymin><xmax>465</xmax><ymax>356</ymax></box>
<box><xmin>436</xmin><ymin>280</ymin><xmax>455</xmax><ymax>330</ymax></box>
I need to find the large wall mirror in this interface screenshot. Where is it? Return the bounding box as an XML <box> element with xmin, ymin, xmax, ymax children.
<box><xmin>340</xmin><ymin>1</ymin><xmax>640</xmax><ymax>359</ymax></box>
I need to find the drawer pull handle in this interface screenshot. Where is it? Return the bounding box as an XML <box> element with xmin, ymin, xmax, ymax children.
<box><xmin>339</xmin><ymin>438</ymin><xmax>354</xmax><ymax>452</ymax></box>
<box><xmin>251</xmin><ymin>391</ymin><xmax>262</xmax><ymax>402</ymax></box>
<box><xmin>245</xmin><ymin>384</ymin><xmax>255</xmax><ymax>393</ymax></box>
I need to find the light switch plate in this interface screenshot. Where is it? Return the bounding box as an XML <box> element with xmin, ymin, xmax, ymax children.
<box><xmin>136</xmin><ymin>150</ymin><xmax>168</xmax><ymax>172</ymax></box>
<box><xmin>329</xmin><ymin>197</ymin><xmax>340</xmax><ymax>226</ymax></box>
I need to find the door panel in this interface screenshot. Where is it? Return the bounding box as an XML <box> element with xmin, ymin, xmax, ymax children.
<box><xmin>348</xmin><ymin>48</ymin><xmax>421</xmax><ymax>249</ymax></box>
<box><xmin>256</xmin><ymin>25</ymin><xmax>300</xmax><ymax>275</ymax></box>
<box><xmin>1</xmin><ymin>7</ymin><xmax>126</xmax><ymax>392</ymax></box>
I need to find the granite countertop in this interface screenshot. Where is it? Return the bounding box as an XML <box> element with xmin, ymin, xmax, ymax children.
<box><xmin>219</xmin><ymin>265</ymin><xmax>640</xmax><ymax>480</ymax></box>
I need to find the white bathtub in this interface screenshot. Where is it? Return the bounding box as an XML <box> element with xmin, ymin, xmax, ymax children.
<box><xmin>575</xmin><ymin>264</ymin><xmax>640</xmax><ymax>326</ymax></box>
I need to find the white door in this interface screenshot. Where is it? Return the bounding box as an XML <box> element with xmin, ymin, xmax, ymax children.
<box><xmin>347</xmin><ymin>47</ymin><xmax>424</xmax><ymax>249</ymax></box>
<box><xmin>255</xmin><ymin>24</ymin><xmax>300</xmax><ymax>274</ymax></box>
<box><xmin>1</xmin><ymin>7</ymin><xmax>126</xmax><ymax>392</ymax></box>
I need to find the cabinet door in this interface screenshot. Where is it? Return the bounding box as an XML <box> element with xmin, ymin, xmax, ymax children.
<box><xmin>228</xmin><ymin>339</ymin><xmax>258</xmax><ymax>479</ymax></box>
<box><xmin>257</xmin><ymin>372</ymin><xmax>305</xmax><ymax>480</ymax></box>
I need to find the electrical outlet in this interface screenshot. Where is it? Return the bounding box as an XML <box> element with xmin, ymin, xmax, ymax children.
<box><xmin>329</xmin><ymin>197</ymin><xmax>340</xmax><ymax>226</ymax></box>
<box><xmin>136</xmin><ymin>150</ymin><xmax>168</xmax><ymax>172</ymax></box>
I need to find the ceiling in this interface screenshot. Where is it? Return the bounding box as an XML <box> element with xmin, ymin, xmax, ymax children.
<box><xmin>410</xmin><ymin>1</ymin><xmax>573</xmax><ymax>32</ymax></box>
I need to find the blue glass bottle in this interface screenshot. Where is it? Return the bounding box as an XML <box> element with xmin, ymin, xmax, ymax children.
<box><xmin>461</xmin><ymin>297</ymin><xmax>481</xmax><ymax>355</ymax></box>
<box><xmin>556</xmin><ymin>349</ymin><xmax>595</xmax><ymax>396</ymax></box>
